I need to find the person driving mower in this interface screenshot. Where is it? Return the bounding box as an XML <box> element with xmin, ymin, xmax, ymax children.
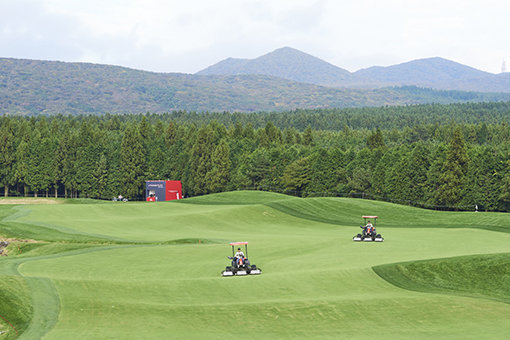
<box><xmin>234</xmin><ymin>247</ymin><xmax>250</xmax><ymax>267</ymax></box>
<box><xmin>365</xmin><ymin>221</ymin><xmax>376</xmax><ymax>236</ymax></box>
<box><xmin>353</xmin><ymin>216</ymin><xmax>383</xmax><ymax>242</ymax></box>
<box><xmin>222</xmin><ymin>242</ymin><xmax>262</xmax><ymax>276</ymax></box>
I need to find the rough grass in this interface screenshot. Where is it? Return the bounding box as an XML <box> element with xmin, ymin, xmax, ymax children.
<box><xmin>0</xmin><ymin>276</ymin><xmax>32</xmax><ymax>339</ymax></box>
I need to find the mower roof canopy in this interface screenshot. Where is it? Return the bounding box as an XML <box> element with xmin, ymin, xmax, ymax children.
<box><xmin>362</xmin><ymin>216</ymin><xmax>378</xmax><ymax>219</ymax></box>
<box><xmin>230</xmin><ymin>242</ymin><xmax>248</xmax><ymax>246</ymax></box>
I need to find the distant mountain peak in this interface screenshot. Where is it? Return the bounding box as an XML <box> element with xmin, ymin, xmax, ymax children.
<box><xmin>196</xmin><ymin>46</ymin><xmax>352</xmax><ymax>86</ymax></box>
<box><xmin>354</xmin><ymin>56</ymin><xmax>493</xmax><ymax>87</ymax></box>
<box><xmin>196</xmin><ymin>47</ymin><xmax>508</xmax><ymax>92</ymax></box>
<box><xmin>265</xmin><ymin>46</ymin><xmax>310</xmax><ymax>55</ymax></box>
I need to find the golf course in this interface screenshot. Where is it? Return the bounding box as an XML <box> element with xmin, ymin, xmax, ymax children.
<box><xmin>1</xmin><ymin>191</ymin><xmax>509</xmax><ymax>339</ymax></box>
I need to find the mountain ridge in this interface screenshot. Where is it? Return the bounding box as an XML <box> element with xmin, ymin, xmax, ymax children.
<box><xmin>1</xmin><ymin>56</ymin><xmax>509</xmax><ymax>115</ymax></box>
<box><xmin>197</xmin><ymin>48</ymin><xmax>510</xmax><ymax>93</ymax></box>
<box><xmin>197</xmin><ymin>46</ymin><xmax>353</xmax><ymax>86</ymax></box>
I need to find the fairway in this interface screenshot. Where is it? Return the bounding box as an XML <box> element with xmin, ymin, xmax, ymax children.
<box><xmin>1</xmin><ymin>191</ymin><xmax>510</xmax><ymax>339</ymax></box>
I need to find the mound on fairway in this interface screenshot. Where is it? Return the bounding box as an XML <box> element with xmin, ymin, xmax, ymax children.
<box><xmin>179</xmin><ymin>190</ymin><xmax>294</xmax><ymax>205</ymax></box>
<box><xmin>1</xmin><ymin>191</ymin><xmax>510</xmax><ymax>339</ymax></box>
<box><xmin>373</xmin><ymin>253</ymin><xmax>510</xmax><ymax>303</ymax></box>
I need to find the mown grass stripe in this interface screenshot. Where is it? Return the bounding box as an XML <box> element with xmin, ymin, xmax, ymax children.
<box><xmin>17</xmin><ymin>277</ymin><xmax>60</xmax><ymax>340</ymax></box>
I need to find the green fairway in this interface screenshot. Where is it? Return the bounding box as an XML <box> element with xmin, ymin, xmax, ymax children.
<box><xmin>1</xmin><ymin>191</ymin><xmax>510</xmax><ymax>339</ymax></box>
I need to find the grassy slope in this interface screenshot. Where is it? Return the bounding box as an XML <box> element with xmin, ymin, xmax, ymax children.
<box><xmin>1</xmin><ymin>191</ymin><xmax>509</xmax><ymax>339</ymax></box>
<box><xmin>0</xmin><ymin>276</ymin><xmax>31</xmax><ymax>340</ymax></box>
<box><xmin>373</xmin><ymin>253</ymin><xmax>510</xmax><ymax>303</ymax></box>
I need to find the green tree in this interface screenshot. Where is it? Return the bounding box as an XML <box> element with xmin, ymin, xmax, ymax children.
<box><xmin>461</xmin><ymin>147</ymin><xmax>502</xmax><ymax>211</ymax></box>
<box><xmin>306</xmin><ymin>148</ymin><xmax>346</xmax><ymax>195</ymax></box>
<box><xmin>188</xmin><ymin>125</ymin><xmax>216</xmax><ymax>195</ymax></box>
<box><xmin>119</xmin><ymin>124</ymin><xmax>146</xmax><ymax>199</ymax></box>
<box><xmin>0</xmin><ymin>118</ymin><xmax>17</xmax><ymax>196</ymax></box>
<box><xmin>348</xmin><ymin>168</ymin><xmax>371</xmax><ymax>197</ymax></box>
<box><xmin>93</xmin><ymin>154</ymin><xmax>109</xmax><ymax>198</ymax></box>
<box><xmin>15</xmin><ymin>140</ymin><xmax>30</xmax><ymax>196</ymax></box>
<box><xmin>206</xmin><ymin>139</ymin><xmax>231</xmax><ymax>193</ymax></box>
<box><xmin>406</xmin><ymin>142</ymin><xmax>431</xmax><ymax>203</ymax></box>
<box><xmin>302</xmin><ymin>126</ymin><xmax>313</xmax><ymax>146</ymax></box>
<box><xmin>499</xmin><ymin>162</ymin><xmax>510</xmax><ymax>210</ymax></box>
<box><xmin>247</xmin><ymin>149</ymin><xmax>271</xmax><ymax>187</ymax></box>
<box><xmin>366</xmin><ymin>128</ymin><xmax>385</xmax><ymax>150</ymax></box>
<box><xmin>281</xmin><ymin>156</ymin><xmax>311</xmax><ymax>196</ymax></box>
<box><xmin>434</xmin><ymin>127</ymin><xmax>469</xmax><ymax>207</ymax></box>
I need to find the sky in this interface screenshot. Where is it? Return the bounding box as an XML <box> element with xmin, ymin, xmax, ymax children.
<box><xmin>1</xmin><ymin>0</ymin><xmax>509</xmax><ymax>74</ymax></box>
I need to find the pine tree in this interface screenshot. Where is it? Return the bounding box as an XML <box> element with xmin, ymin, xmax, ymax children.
<box><xmin>164</xmin><ymin>122</ymin><xmax>177</xmax><ymax>147</ymax></box>
<box><xmin>477</xmin><ymin>123</ymin><xmax>488</xmax><ymax>144</ymax></box>
<box><xmin>366</xmin><ymin>128</ymin><xmax>385</xmax><ymax>150</ymax></box>
<box><xmin>206</xmin><ymin>139</ymin><xmax>231</xmax><ymax>193</ymax></box>
<box><xmin>15</xmin><ymin>140</ymin><xmax>30</xmax><ymax>196</ymax></box>
<box><xmin>499</xmin><ymin>162</ymin><xmax>510</xmax><ymax>210</ymax></box>
<box><xmin>425</xmin><ymin>144</ymin><xmax>447</xmax><ymax>204</ymax></box>
<box><xmin>264</xmin><ymin>122</ymin><xmax>281</xmax><ymax>144</ymax></box>
<box><xmin>306</xmin><ymin>148</ymin><xmax>337</xmax><ymax>195</ymax></box>
<box><xmin>93</xmin><ymin>154</ymin><xmax>109</xmax><ymax>199</ymax></box>
<box><xmin>188</xmin><ymin>125</ymin><xmax>215</xmax><ymax>195</ymax></box>
<box><xmin>60</xmin><ymin>132</ymin><xmax>78</xmax><ymax>198</ymax></box>
<box><xmin>302</xmin><ymin>126</ymin><xmax>313</xmax><ymax>146</ymax></box>
<box><xmin>461</xmin><ymin>147</ymin><xmax>502</xmax><ymax>211</ymax></box>
<box><xmin>0</xmin><ymin>118</ymin><xmax>16</xmax><ymax>196</ymax></box>
<box><xmin>434</xmin><ymin>127</ymin><xmax>469</xmax><ymax>207</ymax></box>
<box><xmin>119</xmin><ymin>124</ymin><xmax>146</xmax><ymax>199</ymax></box>
<box><xmin>281</xmin><ymin>156</ymin><xmax>311</xmax><ymax>196</ymax></box>
<box><xmin>74</xmin><ymin>122</ymin><xmax>102</xmax><ymax>197</ymax></box>
<box><xmin>247</xmin><ymin>149</ymin><xmax>271</xmax><ymax>187</ymax></box>
<box><xmin>406</xmin><ymin>142</ymin><xmax>431</xmax><ymax>203</ymax></box>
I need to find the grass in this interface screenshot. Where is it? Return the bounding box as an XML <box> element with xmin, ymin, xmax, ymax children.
<box><xmin>373</xmin><ymin>253</ymin><xmax>510</xmax><ymax>303</ymax></box>
<box><xmin>0</xmin><ymin>276</ymin><xmax>31</xmax><ymax>339</ymax></box>
<box><xmin>0</xmin><ymin>191</ymin><xmax>509</xmax><ymax>339</ymax></box>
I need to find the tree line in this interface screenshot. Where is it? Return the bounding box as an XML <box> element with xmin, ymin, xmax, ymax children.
<box><xmin>0</xmin><ymin>108</ymin><xmax>509</xmax><ymax>211</ymax></box>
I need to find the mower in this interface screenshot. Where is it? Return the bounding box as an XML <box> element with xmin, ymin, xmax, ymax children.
<box><xmin>221</xmin><ymin>242</ymin><xmax>262</xmax><ymax>277</ymax></box>
<box><xmin>353</xmin><ymin>216</ymin><xmax>384</xmax><ymax>242</ymax></box>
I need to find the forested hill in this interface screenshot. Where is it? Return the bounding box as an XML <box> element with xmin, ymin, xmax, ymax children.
<box><xmin>1</xmin><ymin>57</ymin><xmax>510</xmax><ymax>115</ymax></box>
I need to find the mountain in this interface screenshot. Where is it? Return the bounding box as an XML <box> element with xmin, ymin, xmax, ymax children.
<box><xmin>1</xmin><ymin>57</ymin><xmax>509</xmax><ymax>115</ymax></box>
<box><xmin>448</xmin><ymin>72</ymin><xmax>510</xmax><ymax>93</ymax></box>
<box><xmin>198</xmin><ymin>48</ymin><xmax>510</xmax><ymax>93</ymax></box>
<box><xmin>353</xmin><ymin>57</ymin><xmax>494</xmax><ymax>88</ymax></box>
<box><xmin>196</xmin><ymin>47</ymin><xmax>352</xmax><ymax>87</ymax></box>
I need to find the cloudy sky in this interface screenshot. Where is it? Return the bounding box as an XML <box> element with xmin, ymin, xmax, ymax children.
<box><xmin>1</xmin><ymin>0</ymin><xmax>509</xmax><ymax>74</ymax></box>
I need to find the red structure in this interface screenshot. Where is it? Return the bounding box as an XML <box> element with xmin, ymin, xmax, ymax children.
<box><xmin>146</xmin><ymin>180</ymin><xmax>182</xmax><ymax>201</ymax></box>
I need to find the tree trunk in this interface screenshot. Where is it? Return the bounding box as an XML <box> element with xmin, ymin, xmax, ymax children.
<box><xmin>55</xmin><ymin>187</ymin><xmax>58</xmax><ymax>198</ymax></box>
<box><xmin>4</xmin><ymin>185</ymin><xmax>8</xmax><ymax>197</ymax></box>
<box><xmin>24</xmin><ymin>185</ymin><xmax>28</xmax><ymax>197</ymax></box>
<box><xmin>64</xmin><ymin>187</ymin><xmax>67</xmax><ymax>198</ymax></box>
<box><xmin>34</xmin><ymin>191</ymin><xmax>38</xmax><ymax>198</ymax></box>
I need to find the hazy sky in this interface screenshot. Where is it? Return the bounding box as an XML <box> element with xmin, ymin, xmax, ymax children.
<box><xmin>1</xmin><ymin>0</ymin><xmax>509</xmax><ymax>74</ymax></box>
